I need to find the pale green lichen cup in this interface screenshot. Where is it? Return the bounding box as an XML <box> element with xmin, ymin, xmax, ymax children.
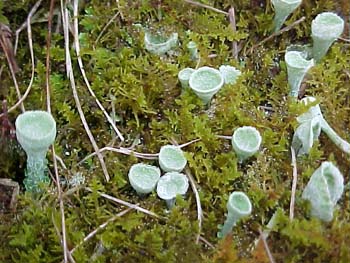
<box><xmin>311</xmin><ymin>12</ymin><xmax>344</xmax><ymax>62</ymax></box>
<box><xmin>231</xmin><ymin>126</ymin><xmax>262</xmax><ymax>162</ymax></box>
<box><xmin>285</xmin><ymin>50</ymin><xmax>314</xmax><ymax>98</ymax></box>
<box><xmin>302</xmin><ymin>162</ymin><xmax>344</xmax><ymax>222</ymax></box>
<box><xmin>178</xmin><ymin>67</ymin><xmax>195</xmax><ymax>89</ymax></box>
<box><xmin>15</xmin><ymin>110</ymin><xmax>56</xmax><ymax>192</ymax></box>
<box><xmin>128</xmin><ymin>163</ymin><xmax>161</xmax><ymax>195</ymax></box>
<box><xmin>219</xmin><ymin>65</ymin><xmax>241</xmax><ymax>85</ymax></box>
<box><xmin>189</xmin><ymin>66</ymin><xmax>224</xmax><ymax>104</ymax></box>
<box><xmin>218</xmin><ymin>191</ymin><xmax>252</xmax><ymax>238</ymax></box>
<box><xmin>144</xmin><ymin>31</ymin><xmax>178</xmax><ymax>55</ymax></box>
<box><xmin>158</xmin><ymin>145</ymin><xmax>187</xmax><ymax>172</ymax></box>
<box><xmin>156</xmin><ymin>172</ymin><xmax>189</xmax><ymax>209</ymax></box>
<box><xmin>271</xmin><ymin>0</ymin><xmax>302</xmax><ymax>32</ymax></box>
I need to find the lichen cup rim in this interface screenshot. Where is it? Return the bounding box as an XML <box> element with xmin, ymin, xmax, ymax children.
<box><xmin>272</xmin><ymin>0</ymin><xmax>301</xmax><ymax>5</ymax></box>
<box><xmin>189</xmin><ymin>66</ymin><xmax>224</xmax><ymax>94</ymax></box>
<box><xmin>159</xmin><ymin>145</ymin><xmax>187</xmax><ymax>172</ymax></box>
<box><xmin>128</xmin><ymin>163</ymin><xmax>161</xmax><ymax>194</ymax></box>
<box><xmin>311</xmin><ymin>12</ymin><xmax>344</xmax><ymax>39</ymax></box>
<box><xmin>285</xmin><ymin>51</ymin><xmax>314</xmax><ymax>69</ymax></box>
<box><xmin>227</xmin><ymin>191</ymin><xmax>252</xmax><ymax>216</ymax></box>
<box><xmin>144</xmin><ymin>32</ymin><xmax>178</xmax><ymax>48</ymax></box>
<box><xmin>156</xmin><ymin>172</ymin><xmax>189</xmax><ymax>200</ymax></box>
<box><xmin>232</xmin><ymin>126</ymin><xmax>262</xmax><ymax>152</ymax></box>
<box><xmin>15</xmin><ymin>110</ymin><xmax>56</xmax><ymax>147</ymax></box>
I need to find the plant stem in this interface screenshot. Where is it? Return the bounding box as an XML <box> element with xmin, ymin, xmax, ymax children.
<box><xmin>320</xmin><ymin>118</ymin><xmax>350</xmax><ymax>154</ymax></box>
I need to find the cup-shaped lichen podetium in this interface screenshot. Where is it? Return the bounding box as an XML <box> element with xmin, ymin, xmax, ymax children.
<box><xmin>178</xmin><ymin>67</ymin><xmax>195</xmax><ymax>89</ymax></box>
<box><xmin>311</xmin><ymin>12</ymin><xmax>344</xmax><ymax>62</ymax></box>
<box><xmin>187</xmin><ymin>41</ymin><xmax>199</xmax><ymax>60</ymax></box>
<box><xmin>144</xmin><ymin>31</ymin><xmax>178</xmax><ymax>55</ymax></box>
<box><xmin>271</xmin><ymin>0</ymin><xmax>302</xmax><ymax>32</ymax></box>
<box><xmin>219</xmin><ymin>65</ymin><xmax>241</xmax><ymax>85</ymax></box>
<box><xmin>218</xmin><ymin>191</ymin><xmax>252</xmax><ymax>238</ymax></box>
<box><xmin>15</xmin><ymin>111</ymin><xmax>56</xmax><ymax>192</ymax></box>
<box><xmin>156</xmin><ymin>172</ymin><xmax>189</xmax><ymax>209</ymax></box>
<box><xmin>159</xmin><ymin>145</ymin><xmax>187</xmax><ymax>173</ymax></box>
<box><xmin>231</xmin><ymin>126</ymin><xmax>262</xmax><ymax>163</ymax></box>
<box><xmin>189</xmin><ymin>66</ymin><xmax>224</xmax><ymax>104</ymax></box>
<box><xmin>302</xmin><ymin>162</ymin><xmax>344</xmax><ymax>222</ymax></box>
<box><xmin>285</xmin><ymin>50</ymin><xmax>314</xmax><ymax>98</ymax></box>
<box><xmin>128</xmin><ymin>163</ymin><xmax>161</xmax><ymax>195</ymax></box>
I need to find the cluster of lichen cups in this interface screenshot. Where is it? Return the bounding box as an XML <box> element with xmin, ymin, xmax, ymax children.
<box><xmin>285</xmin><ymin>12</ymin><xmax>344</xmax><ymax>98</ymax></box>
<box><xmin>178</xmin><ymin>65</ymin><xmax>241</xmax><ymax>104</ymax></box>
<box><xmin>128</xmin><ymin>145</ymin><xmax>189</xmax><ymax>210</ymax></box>
<box><xmin>285</xmin><ymin>12</ymin><xmax>347</xmax><ymax>222</ymax></box>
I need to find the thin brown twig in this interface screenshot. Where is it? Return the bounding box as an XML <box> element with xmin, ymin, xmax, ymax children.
<box><xmin>94</xmin><ymin>11</ymin><xmax>121</xmax><ymax>46</ymax></box>
<box><xmin>258</xmin><ymin>228</ymin><xmax>276</xmax><ymax>263</ymax></box>
<box><xmin>228</xmin><ymin>7</ymin><xmax>238</xmax><ymax>60</ymax></box>
<box><xmin>247</xmin><ymin>16</ymin><xmax>306</xmax><ymax>55</ymax></box>
<box><xmin>198</xmin><ymin>236</ymin><xmax>215</xmax><ymax>249</ymax></box>
<box><xmin>70</xmin><ymin>207</ymin><xmax>134</xmax><ymax>254</ymax></box>
<box><xmin>0</xmin><ymin>24</ymin><xmax>24</xmax><ymax>112</ymax></box>
<box><xmin>61</xmin><ymin>1</ymin><xmax>110</xmax><ymax>182</ymax></box>
<box><xmin>216</xmin><ymin>134</ymin><xmax>232</xmax><ymax>140</ymax></box>
<box><xmin>0</xmin><ymin>1</ymin><xmax>45</xmax><ymax>118</ymax></box>
<box><xmin>47</xmin><ymin>1</ymin><xmax>72</xmax><ymax>262</ymax></box>
<box><xmin>72</xmin><ymin>0</ymin><xmax>124</xmax><ymax>142</ymax></box>
<box><xmin>14</xmin><ymin>0</ymin><xmax>43</xmax><ymax>54</ymax></box>
<box><xmin>183</xmin><ymin>0</ymin><xmax>228</xmax><ymax>16</ymax></box>
<box><xmin>338</xmin><ymin>37</ymin><xmax>350</xmax><ymax>43</ymax></box>
<box><xmin>184</xmin><ymin>167</ymin><xmax>203</xmax><ymax>244</ymax></box>
<box><xmin>77</xmin><ymin>138</ymin><xmax>201</xmax><ymax>165</ymax></box>
<box><xmin>86</xmin><ymin>188</ymin><xmax>163</xmax><ymax>219</ymax></box>
<box><xmin>289</xmin><ymin>146</ymin><xmax>298</xmax><ymax>221</ymax></box>
<box><xmin>170</xmin><ymin>138</ymin><xmax>202</xmax><ymax>244</ymax></box>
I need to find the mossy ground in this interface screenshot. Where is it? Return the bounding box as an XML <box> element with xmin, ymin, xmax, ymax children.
<box><xmin>0</xmin><ymin>0</ymin><xmax>349</xmax><ymax>262</ymax></box>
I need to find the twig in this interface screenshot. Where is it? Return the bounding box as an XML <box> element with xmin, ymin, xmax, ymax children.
<box><xmin>47</xmin><ymin>1</ymin><xmax>72</xmax><ymax>262</ymax></box>
<box><xmin>73</xmin><ymin>0</ymin><xmax>124</xmax><ymax>142</ymax></box>
<box><xmin>45</xmin><ymin>0</ymin><xmax>55</xmax><ymax>113</ymax></box>
<box><xmin>14</xmin><ymin>0</ymin><xmax>43</xmax><ymax>54</ymax></box>
<box><xmin>198</xmin><ymin>235</ymin><xmax>215</xmax><ymax>249</ymax></box>
<box><xmin>78</xmin><ymin>139</ymin><xmax>201</xmax><ymax>165</ymax></box>
<box><xmin>0</xmin><ymin>25</ymin><xmax>24</xmax><ymax>112</ymax></box>
<box><xmin>169</xmin><ymin>138</ymin><xmax>202</xmax><ymax>243</ymax></box>
<box><xmin>85</xmin><ymin>188</ymin><xmax>162</xmax><ymax>219</ymax></box>
<box><xmin>289</xmin><ymin>146</ymin><xmax>297</xmax><ymax>221</ymax></box>
<box><xmin>247</xmin><ymin>16</ymin><xmax>305</xmax><ymax>55</ymax></box>
<box><xmin>77</xmin><ymin>146</ymin><xmax>158</xmax><ymax>165</ymax></box>
<box><xmin>115</xmin><ymin>0</ymin><xmax>124</xmax><ymax>20</ymax></box>
<box><xmin>94</xmin><ymin>11</ymin><xmax>121</xmax><ymax>46</ymax></box>
<box><xmin>0</xmin><ymin>1</ymin><xmax>45</xmax><ymax>117</ymax></box>
<box><xmin>184</xmin><ymin>167</ymin><xmax>203</xmax><ymax>244</ymax></box>
<box><xmin>70</xmin><ymin>207</ymin><xmax>133</xmax><ymax>254</ymax></box>
<box><xmin>183</xmin><ymin>0</ymin><xmax>228</xmax><ymax>16</ymax></box>
<box><xmin>258</xmin><ymin>228</ymin><xmax>276</xmax><ymax>263</ymax></box>
<box><xmin>338</xmin><ymin>37</ymin><xmax>350</xmax><ymax>43</ymax></box>
<box><xmin>216</xmin><ymin>134</ymin><xmax>232</xmax><ymax>140</ymax></box>
<box><xmin>0</xmin><ymin>24</ymin><xmax>19</xmax><ymax>73</ymax></box>
<box><xmin>61</xmin><ymin>0</ymin><xmax>110</xmax><ymax>182</ymax></box>
<box><xmin>228</xmin><ymin>7</ymin><xmax>238</xmax><ymax>60</ymax></box>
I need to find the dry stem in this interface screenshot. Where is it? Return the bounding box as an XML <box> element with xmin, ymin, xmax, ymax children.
<box><xmin>86</xmin><ymin>188</ymin><xmax>162</xmax><ymax>219</ymax></box>
<box><xmin>70</xmin><ymin>207</ymin><xmax>134</xmax><ymax>254</ymax></box>
<box><xmin>183</xmin><ymin>0</ymin><xmax>228</xmax><ymax>16</ymax></box>
<box><xmin>228</xmin><ymin>7</ymin><xmax>238</xmax><ymax>60</ymax></box>
<box><xmin>61</xmin><ymin>0</ymin><xmax>110</xmax><ymax>182</ymax></box>
<box><xmin>73</xmin><ymin>0</ymin><xmax>124</xmax><ymax>142</ymax></box>
<box><xmin>247</xmin><ymin>16</ymin><xmax>306</xmax><ymax>55</ymax></box>
<box><xmin>289</xmin><ymin>146</ymin><xmax>298</xmax><ymax>220</ymax></box>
